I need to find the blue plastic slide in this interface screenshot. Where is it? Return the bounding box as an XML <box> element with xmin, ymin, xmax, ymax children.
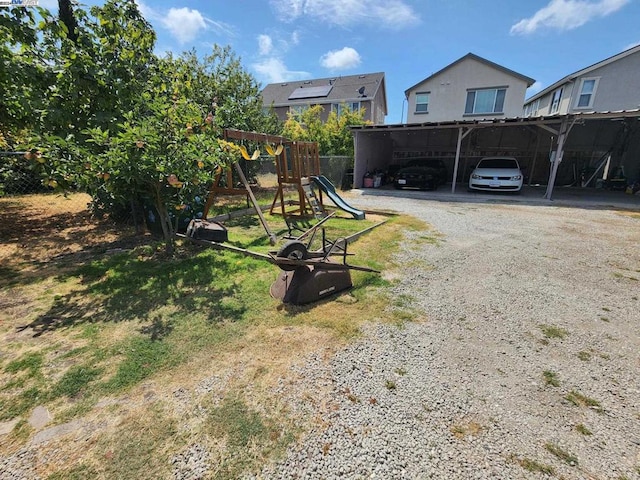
<box><xmin>311</xmin><ymin>175</ymin><xmax>366</xmax><ymax>220</ymax></box>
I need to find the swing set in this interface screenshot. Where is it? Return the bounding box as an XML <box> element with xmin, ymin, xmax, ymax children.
<box><xmin>180</xmin><ymin>128</ymin><xmax>382</xmax><ymax>304</ymax></box>
<box><xmin>201</xmin><ymin>129</ymin><xmax>327</xmax><ymax>241</ymax></box>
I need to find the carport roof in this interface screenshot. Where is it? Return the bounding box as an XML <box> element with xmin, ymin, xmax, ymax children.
<box><xmin>350</xmin><ymin>108</ymin><xmax>640</xmax><ymax>132</ymax></box>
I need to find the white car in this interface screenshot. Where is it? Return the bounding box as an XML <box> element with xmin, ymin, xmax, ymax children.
<box><xmin>468</xmin><ymin>157</ymin><xmax>523</xmax><ymax>193</ymax></box>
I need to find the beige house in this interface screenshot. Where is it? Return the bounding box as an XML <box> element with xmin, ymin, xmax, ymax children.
<box><xmin>404</xmin><ymin>53</ymin><xmax>535</xmax><ymax>123</ymax></box>
<box><xmin>523</xmin><ymin>45</ymin><xmax>640</xmax><ymax>117</ymax></box>
<box><xmin>260</xmin><ymin>72</ymin><xmax>387</xmax><ymax>124</ymax></box>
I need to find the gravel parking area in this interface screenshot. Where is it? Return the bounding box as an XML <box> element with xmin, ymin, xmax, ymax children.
<box><xmin>253</xmin><ymin>194</ymin><xmax>640</xmax><ymax>479</ymax></box>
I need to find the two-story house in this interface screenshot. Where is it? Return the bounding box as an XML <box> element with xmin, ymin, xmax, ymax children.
<box><xmin>523</xmin><ymin>44</ymin><xmax>640</xmax><ymax>117</ymax></box>
<box><xmin>404</xmin><ymin>53</ymin><xmax>535</xmax><ymax>123</ymax></box>
<box><xmin>260</xmin><ymin>72</ymin><xmax>387</xmax><ymax>124</ymax></box>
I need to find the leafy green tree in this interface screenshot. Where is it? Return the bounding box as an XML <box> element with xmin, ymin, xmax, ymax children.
<box><xmin>82</xmin><ymin>47</ymin><xmax>271</xmax><ymax>254</ymax></box>
<box><xmin>281</xmin><ymin>103</ymin><xmax>370</xmax><ymax>157</ymax></box>
<box><xmin>0</xmin><ymin>6</ymin><xmax>45</xmax><ymax>144</ymax></box>
<box><xmin>2</xmin><ymin>1</ymin><xmax>272</xmax><ymax>254</ymax></box>
<box><xmin>1</xmin><ymin>0</ymin><xmax>156</xmax><ymax>193</ymax></box>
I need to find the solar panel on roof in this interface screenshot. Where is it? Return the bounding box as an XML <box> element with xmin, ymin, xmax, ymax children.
<box><xmin>288</xmin><ymin>85</ymin><xmax>333</xmax><ymax>100</ymax></box>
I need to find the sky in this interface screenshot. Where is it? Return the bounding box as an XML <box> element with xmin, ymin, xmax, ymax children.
<box><xmin>40</xmin><ymin>0</ymin><xmax>640</xmax><ymax>124</ymax></box>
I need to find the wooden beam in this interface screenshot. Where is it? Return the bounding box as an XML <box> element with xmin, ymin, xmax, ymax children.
<box><xmin>223</xmin><ymin>128</ymin><xmax>289</xmax><ymax>144</ymax></box>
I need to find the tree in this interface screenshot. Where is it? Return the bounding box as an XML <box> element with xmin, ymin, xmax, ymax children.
<box><xmin>2</xmin><ymin>2</ymin><xmax>272</xmax><ymax>255</ymax></box>
<box><xmin>0</xmin><ymin>6</ymin><xmax>45</xmax><ymax>143</ymax></box>
<box><xmin>1</xmin><ymin>0</ymin><xmax>157</xmax><ymax>193</ymax></box>
<box><xmin>82</xmin><ymin>49</ymin><xmax>268</xmax><ymax>254</ymax></box>
<box><xmin>281</xmin><ymin>104</ymin><xmax>370</xmax><ymax>157</ymax></box>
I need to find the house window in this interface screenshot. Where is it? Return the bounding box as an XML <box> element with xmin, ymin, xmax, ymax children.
<box><xmin>289</xmin><ymin>104</ymin><xmax>308</xmax><ymax>120</ymax></box>
<box><xmin>576</xmin><ymin>78</ymin><xmax>598</xmax><ymax>108</ymax></box>
<box><xmin>464</xmin><ymin>88</ymin><xmax>506</xmax><ymax>114</ymax></box>
<box><xmin>550</xmin><ymin>87</ymin><xmax>563</xmax><ymax>114</ymax></box>
<box><xmin>415</xmin><ymin>92</ymin><xmax>429</xmax><ymax>113</ymax></box>
<box><xmin>523</xmin><ymin>99</ymin><xmax>540</xmax><ymax>117</ymax></box>
<box><xmin>331</xmin><ymin>102</ymin><xmax>361</xmax><ymax>117</ymax></box>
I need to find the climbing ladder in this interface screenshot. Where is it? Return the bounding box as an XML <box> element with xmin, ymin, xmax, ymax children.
<box><xmin>301</xmin><ymin>178</ymin><xmax>326</xmax><ymax>220</ymax></box>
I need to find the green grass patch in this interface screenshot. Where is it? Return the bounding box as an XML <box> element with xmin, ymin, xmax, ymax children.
<box><xmin>50</xmin><ymin>365</ymin><xmax>102</xmax><ymax>399</ymax></box>
<box><xmin>577</xmin><ymin>350</ymin><xmax>592</xmax><ymax>361</ymax></box>
<box><xmin>92</xmin><ymin>403</ymin><xmax>178</xmax><ymax>480</ymax></box>
<box><xmin>48</xmin><ymin>464</ymin><xmax>99</xmax><ymax>480</ymax></box>
<box><xmin>545</xmin><ymin>442</ymin><xmax>578</xmax><ymax>465</ymax></box>
<box><xmin>515</xmin><ymin>456</ymin><xmax>555</xmax><ymax>475</ymax></box>
<box><xmin>0</xmin><ymin>386</ymin><xmax>45</xmax><ymax>421</ymax></box>
<box><xmin>575</xmin><ymin>423</ymin><xmax>592</xmax><ymax>435</ymax></box>
<box><xmin>6</xmin><ymin>419</ymin><xmax>33</xmax><ymax>444</ymax></box>
<box><xmin>101</xmin><ymin>336</ymin><xmax>178</xmax><ymax>393</ymax></box>
<box><xmin>539</xmin><ymin>324</ymin><xmax>569</xmax><ymax>340</ymax></box>
<box><xmin>565</xmin><ymin>390</ymin><xmax>603</xmax><ymax>413</ymax></box>
<box><xmin>4</xmin><ymin>352</ymin><xmax>44</xmax><ymax>378</ymax></box>
<box><xmin>205</xmin><ymin>396</ymin><xmax>296</xmax><ymax>479</ymax></box>
<box><xmin>543</xmin><ymin>370</ymin><xmax>560</xmax><ymax>387</ymax></box>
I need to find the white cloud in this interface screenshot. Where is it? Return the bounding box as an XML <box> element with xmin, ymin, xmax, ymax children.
<box><xmin>162</xmin><ymin>8</ymin><xmax>207</xmax><ymax>44</ymax></box>
<box><xmin>526</xmin><ymin>81</ymin><xmax>545</xmax><ymax>96</ymax></box>
<box><xmin>624</xmin><ymin>40</ymin><xmax>640</xmax><ymax>50</ymax></box>
<box><xmin>270</xmin><ymin>0</ymin><xmax>420</xmax><ymax>29</ymax></box>
<box><xmin>134</xmin><ymin>2</ymin><xmax>235</xmax><ymax>45</ymax></box>
<box><xmin>252</xmin><ymin>57</ymin><xmax>310</xmax><ymax>83</ymax></box>
<box><xmin>510</xmin><ymin>0</ymin><xmax>630</xmax><ymax>35</ymax></box>
<box><xmin>320</xmin><ymin>47</ymin><xmax>361</xmax><ymax>70</ymax></box>
<box><xmin>134</xmin><ymin>0</ymin><xmax>153</xmax><ymax>19</ymax></box>
<box><xmin>258</xmin><ymin>34</ymin><xmax>274</xmax><ymax>56</ymax></box>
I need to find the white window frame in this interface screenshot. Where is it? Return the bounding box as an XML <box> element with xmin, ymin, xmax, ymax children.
<box><xmin>332</xmin><ymin>102</ymin><xmax>361</xmax><ymax>117</ymax></box>
<box><xmin>550</xmin><ymin>87</ymin><xmax>563</xmax><ymax>114</ymax></box>
<box><xmin>289</xmin><ymin>104</ymin><xmax>308</xmax><ymax>120</ymax></box>
<box><xmin>415</xmin><ymin>92</ymin><xmax>430</xmax><ymax>113</ymax></box>
<box><xmin>464</xmin><ymin>87</ymin><xmax>507</xmax><ymax>115</ymax></box>
<box><xmin>575</xmin><ymin>77</ymin><xmax>599</xmax><ymax>109</ymax></box>
<box><xmin>523</xmin><ymin>99</ymin><xmax>540</xmax><ymax>117</ymax></box>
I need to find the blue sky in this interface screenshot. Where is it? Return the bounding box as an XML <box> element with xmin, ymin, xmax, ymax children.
<box><xmin>42</xmin><ymin>0</ymin><xmax>640</xmax><ymax>123</ymax></box>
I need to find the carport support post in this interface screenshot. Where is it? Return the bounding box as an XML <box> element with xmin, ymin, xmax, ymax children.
<box><xmin>544</xmin><ymin>117</ymin><xmax>574</xmax><ymax>200</ymax></box>
<box><xmin>451</xmin><ymin>127</ymin><xmax>472</xmax><ymax>193</ymax></box>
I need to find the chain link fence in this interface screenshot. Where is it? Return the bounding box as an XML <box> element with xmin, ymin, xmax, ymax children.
<box><xmin>255</xmin><ymin>155</ymin><xmax>353</xmax><ymax>189</ymax></box>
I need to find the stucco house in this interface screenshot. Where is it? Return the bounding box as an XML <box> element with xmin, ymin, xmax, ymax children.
<box><xmin>523</xmin><ymin>45</ymin><xmax>640</xmax><ymax>117</ymax></box>
<box><xmin>404</xmin><ymin>53</ymin><xmax>535</xmax><ymax>123</ymax></box>
<box><xmin>260</xmin><ymin>72</ymin><xmax>387</xmax><ymax>124</ymax></box>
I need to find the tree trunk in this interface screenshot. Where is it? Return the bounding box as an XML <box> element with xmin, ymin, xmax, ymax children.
<box><xmin>58</xmin><ymin>0</ymin><xmax>79</xmax><ymax>44</ymax></box>
<box><xmin>153</xmin><ymin>186</ymin><xmax>174</xmax><ymax>256</ymax></box>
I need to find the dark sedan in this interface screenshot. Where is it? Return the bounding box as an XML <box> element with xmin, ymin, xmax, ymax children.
<box><xmin>394</xmin><ymin>158</ymin><xmax>448</xmax><ymax>190</ymax></box>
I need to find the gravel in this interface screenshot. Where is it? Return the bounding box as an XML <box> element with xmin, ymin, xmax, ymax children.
<box><xmin>249</xmin><ymin>194</ymin><xmax>640</xmax><ymax>479</ymax></box>
<box><xmin>3</xmin><ymin>194</ymin><xmax>638</xmax><ymax>480</ymax></box>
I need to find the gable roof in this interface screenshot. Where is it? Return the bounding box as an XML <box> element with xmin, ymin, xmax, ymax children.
<box><xmin>525</xmin><ymin>44</ymin><xmax>640</xmax><ymax>104</ymax></box>
<box><xmin>261</xmin><ymin>72</ymin><xmax>387</xmax><ymax>114</ymax></box>
<box><xmin>404</xmin><ymin>52</ymin><xmax>535</xmax><ymax>97</ymax></box>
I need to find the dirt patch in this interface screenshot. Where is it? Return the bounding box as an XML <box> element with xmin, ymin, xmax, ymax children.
<box><xmin>0</xmin><ymin>193</ymin><xmax>141</xmax><ymax>268</ymax></box>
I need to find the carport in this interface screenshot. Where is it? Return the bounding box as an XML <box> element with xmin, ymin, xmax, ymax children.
<box><xmin>351</xmin><ymin>110</ymin><xmax>640</xmax><ymax>199</ymax></box>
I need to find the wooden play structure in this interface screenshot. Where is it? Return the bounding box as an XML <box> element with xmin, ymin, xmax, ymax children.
<box><xmin>270</xmin><ymin>139</ymin><xmax>328</xmax><ymax>220</ymax></box>
<box><xmin>202</xmin><ymin>128</ymin><xmax>327</xmax><ymax>222</ymax></box>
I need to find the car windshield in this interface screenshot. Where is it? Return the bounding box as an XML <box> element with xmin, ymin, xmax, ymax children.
<box><xmin>407</xmin><ymin>159</ymin><xmax>441</xmax><ymax>167</ymax></box>
<box><xmin>477</xmin><ymin>158</ymin><xmax>518</xmax><ymax>169</ymax></box>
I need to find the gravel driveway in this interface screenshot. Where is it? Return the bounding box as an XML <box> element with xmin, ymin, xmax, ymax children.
<box><xmin>253</xmin><ymin>194</ymin><xmax>640</xmax><ymax>479</ymax></box>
